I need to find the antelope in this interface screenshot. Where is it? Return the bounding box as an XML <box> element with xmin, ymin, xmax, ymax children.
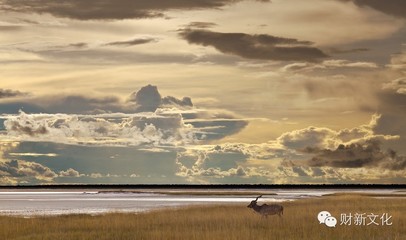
<box><xmin>247</xmin><ymin>195</ymin><xmax>283</xmax><ymax>218</ymax></box>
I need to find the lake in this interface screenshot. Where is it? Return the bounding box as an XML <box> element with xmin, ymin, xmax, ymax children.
<box><xmin>0</xmin><ymin>189</ymin><xmax>400</xmax><ymax>216</ymax></box>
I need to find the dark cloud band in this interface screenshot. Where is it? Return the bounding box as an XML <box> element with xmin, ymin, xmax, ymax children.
<box><xmin>0</xmin><ymin>0</ymin><xmax>270</xmax><ymax>20</ymax></box>
<box><xmin>105</xmin><ymin>38</ymin><xmax>158</xmax><ymax>47</ymax></box>
<box><xmin>179</xmin><ymin>29</ymin><xmax>328</xmax><ymax>62</ymax></box>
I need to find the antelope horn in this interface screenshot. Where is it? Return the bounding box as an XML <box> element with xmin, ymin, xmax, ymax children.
<box><xmin>254</xmin><ymin>195</ymin><xmax>262</xmax><ymax>201</ymax></box>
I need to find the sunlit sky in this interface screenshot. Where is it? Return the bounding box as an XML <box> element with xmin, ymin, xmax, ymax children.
<box><xmin>0</xmin><ymin>0</ymin><xmax>405</xmax><ymax>184</ymax></box>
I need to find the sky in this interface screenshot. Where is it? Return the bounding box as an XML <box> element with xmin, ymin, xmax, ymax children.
<box><xmin>0</xmin><ymin>0</ymin><xmax>405</xmax><ymax>185</ymax></box>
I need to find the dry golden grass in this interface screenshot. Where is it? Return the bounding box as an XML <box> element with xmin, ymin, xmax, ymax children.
<box><xmin>0</xmin><ymin>194</ymin><xmax>404</xmax><ymax>240</ymax></box>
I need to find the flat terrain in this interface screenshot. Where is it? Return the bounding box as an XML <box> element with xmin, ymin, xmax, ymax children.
<box><xmin>0</xmin><ymin>193</ymin><xmax>404</xmax><ymax>240</ymax></box>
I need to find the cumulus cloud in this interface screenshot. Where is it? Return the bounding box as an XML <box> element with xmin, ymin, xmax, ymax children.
<box><xmin>127</xmin><ymin>85</ymin><xmax>162</xmax><ymax>112</ymax></box>
<box><xmin>174</xmin><ymin>114</ymin><xmax>400</xmax><ymax>181</ymax></box>
<box><xmin>278</xmin><ymin>127</ymin><xmax>338</xmax><ymax>150</ymax></box>
<box><xmin>383</xmin><ymin>77</ymin><xmax>406</xmax><ymax>94</ymax></box>
<box><xmin>0</xmin><ymin>85</ymin><xmax>248</xmax><ymax>144</ymax></box>
<box><xmin>162</xmin><ymin>96</ymin><xmax>193</xmax><ymax>107</ymax></box>
<box><xmin>277</xmin><ymin>114</ymin><xmax>398</xmax><ymax>151</ymax></box>
<box><xmin>0</xmin><ymin>159</ymin><xmax>57</xmax><ymax>183</ymax></box>
<box><xmin>59</xmin><ymin>168</ymin><xmax>83</xmax><ymax>177</ymax></box>
<box><xmin>387</xmin><ymin>50</ymin><xmax>406</xmax><ymax>73</ymax></box>
<box><xmin>127</xmin><ymin>84</ymin><xmax>193</xmax><ymax>112</ymax></box>
<box><xmin>3</xmin><ymin>111</ymin><xmax>198</xmax><ymax>146</ymax></box>
<box><xmin>179</xmin><ymin>29</ymin><xmax>328</xmax><ymax>62</ymax></box>
<box><xmin>0</xmin><ymin>85</ymin><xmax>195</xmax><ymax>114</ymax></box>
<box><xmin>0</xmin><ymin>0</ymin><xmax>270</xmax><ymax>20</ymax></box>
<box><xmin>175</xmin><ymin>142</ymin><xmax>292</xmax><ymax>182</ymax></box>
<box><xmin>105</xmin><ymin>38</ymin><xmax>158</xmax><ymax>47</ymax></box>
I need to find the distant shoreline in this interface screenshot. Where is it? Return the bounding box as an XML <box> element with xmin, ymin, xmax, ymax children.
<box><xmin>0</xmin><ymin>183</ymin><xmax>405</xmax><ymax>190</ymax></box>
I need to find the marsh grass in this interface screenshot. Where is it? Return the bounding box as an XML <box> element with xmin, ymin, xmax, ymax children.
<box><xmin>0</xmin><ymin>194</ymin><xmax>404</xmax><ymax>240</ymax></box>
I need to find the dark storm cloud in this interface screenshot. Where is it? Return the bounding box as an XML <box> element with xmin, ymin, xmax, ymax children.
<box><xmin>105</xmin><ymin>38</ymin><xmax>158</xmax><ymax>47</ymax></box>
<box><xmin>0</xmin><ymin>0</ymin><xmax>270</xmax><ymax>20</ymax></box>
<box><xmin>0</xmin><ymin>89</ymin><xmax>28</xmax><ymax>99</ymax></box>
<box><xmin>127</xmin><ymin>84</ymin><xmax>193</xmax><ymax>112</ymax></box>
<box><xmin>127</xmin><ymin>85</ymin><xmax>162</xmax><ymax>112</ymax></box>
<box><xmin>342</xmin><ymin>0</ymin><xmax>406</xmax><ymax>19</ymax></box>
<box><xmin>179</xmin><ymin>29</ymin><xmax>328</xmax><ymax>62</ymax></box>
<box><xmin>307</xmin><ymin>140</ymin><xmax>406</xmax><ymax>170</ymax></box>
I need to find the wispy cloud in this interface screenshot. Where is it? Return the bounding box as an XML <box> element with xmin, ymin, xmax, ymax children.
<box><xmin>105</xmin><ymin>38</ymin><xmax>158</xmax><ymax>47</ymax></box>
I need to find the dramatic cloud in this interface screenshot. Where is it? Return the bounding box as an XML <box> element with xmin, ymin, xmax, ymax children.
<box><xmin>342</xmin><ymin>0</ymin><xmax>406</xmax><ymax>19</ymax></box>
<box><xmin>277</xmin><ymin>114</ymin><xmax>398</xmax><ymax>150</ymax></box>
<box><xmin>0</xmin><ymin>0</ymin><xmax>270</xmax><ymax>20</ymax></box>
<box><xmin>3</xmin><ymin>111</ymin><xmax>198</xmax><ymax>147</ymax></box>
<box><xmin>0</xmin><ymin>142</ymin><xmax>58</xmax><ymax>184</ymax></box>
<box><xmin>105</xmin><ymin>38</ymin><xmax>158</xmax><ymax>47</ymax></box>
<box><xmin>179</xmin><ymin>29</ymin><xmax>328</xmax><ymax>62</ymax></box>
<box><xmin>127</xmin><ymin>84</ymin><xmax>162</xmax><ymax>112</ymax></box>
<box><xmin>0</xmin><ymin>89</ymin><xmax>28</xmax><ymax>99</ymax></box>
<box><xmin>0</xmin><ymin>85</ymin><xmax>195</xmax><ymax>114</ymax></box>
<box><xmin>278</xmin><ymin>127</ymin><xmax>338</xmax><ymax>150</ymax></box>
<box><xmin>128</xmin><ymin>84</ymin><xmax>193</xmax><ymax>112</ymax></box>
<box><xmin>307</xmin><ymin>140</ymin><xmax>406</xmax><ymax>170</ymax></box>
<box><xmin>175</xmin><ymin>142</ymin><xmax>295</xmax><ymax>182</ymax></box>
<box><xmin>0</xmin><ymin>85</ymin><xmax>249</xmax><ymax>145</ymax></box>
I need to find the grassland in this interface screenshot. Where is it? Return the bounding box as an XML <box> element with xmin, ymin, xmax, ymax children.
<box><xmin>0</xmin><ymin>193</ymin><xmax>405</xmax><ymax>240</ymax></box>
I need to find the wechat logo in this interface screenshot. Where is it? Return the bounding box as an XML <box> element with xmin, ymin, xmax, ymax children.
<box><xmin>318</xmin><ymin>211</ymin><xmax>337</xmax><ymax>227</ymax></box>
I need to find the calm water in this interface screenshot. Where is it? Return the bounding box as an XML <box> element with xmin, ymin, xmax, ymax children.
<box><xmin>0</xmin><ymin>189</ymin><xmax>399</xmax><ymax>216</ymax></box>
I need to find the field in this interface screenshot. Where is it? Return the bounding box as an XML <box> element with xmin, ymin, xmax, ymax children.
<box><xmin>0</xmin><ymin>193</ymin><xmax>404</xmax><ymax>240</ymax></box>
